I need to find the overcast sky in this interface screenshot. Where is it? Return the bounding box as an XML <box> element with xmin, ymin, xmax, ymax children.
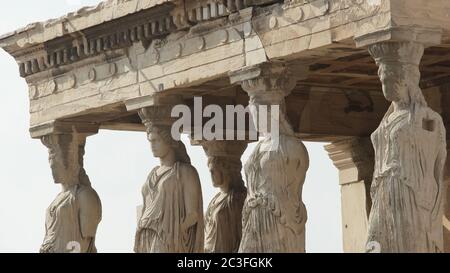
<box><xmin>0</xmin><ymin>0</ymin><xmax>342</xmax><ymax>253</ymax></box>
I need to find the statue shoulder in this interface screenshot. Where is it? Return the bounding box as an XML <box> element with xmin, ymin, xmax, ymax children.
<box><xmin>419</xmin><ymin>107</ymin><xmax>443</xmax><ymax>121</ymax></box>
<box><xmin>281</xmin><ymin>135</ymin><xmax>309</xmax><ymax>164</ymax></box>
<box><xmin>282</xmin><ymin>135</ymin><xmax>307</xmax><ymax>152</ymax></box>
<box><xmin>178</xmin><ymin>163</ymin><xmax>202</xmax><ymax>190</ymax></box>
<box><xmin>145</xmin><ymin>166</ymin><xmax>158</xmax><ymax>181</ymax></box>
<box><xmin>77</xmin><ymin>185</ymin><xmax>101</xmax><ymax>208</ymax></box>
<box><xmin>178</xmin><ymin>163</ymin><xmax>200</xmax><ymax>178</ymax></box>
<box><xmin>76</xmin><ymin>185</ymin><xmax>102</xmax><ymax>238</ymax></box>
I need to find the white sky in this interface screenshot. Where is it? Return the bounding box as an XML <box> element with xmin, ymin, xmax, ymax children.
<box><xmin>0</xmin><ymin>0</ymin><xmax>342</xmax><ymax>253</ymax></box>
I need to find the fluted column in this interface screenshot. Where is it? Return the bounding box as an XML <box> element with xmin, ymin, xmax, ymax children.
<box><xmin>37</xmin><ymin>122</ymin><xmax>102</xmax><ymax>253</ymax></box>
<box><xmin>362</xmin><ymin>35</ymin><xmax>447</xmax><ymax>252</ymax></box>
<box><xmin>230</xmin><ymin>63</ymin><xmax>309</xmax><ymax>253</ymax></box>
<box><xmin>200</xmin><ymin>140</ymin><xmax>247</xmax><ymax>253</ymax></box>
<box><xmin>325</xmin><ymin>138</ymin><xmax>374</xmax><ymax>253</ymax></box>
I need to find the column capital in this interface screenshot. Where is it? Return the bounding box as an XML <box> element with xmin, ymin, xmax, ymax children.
<box><xmin>368</xmin><ymin>41</ymin><xmax>424</xmax><ymax>67</ymax></box>
<box><xmin>199</xmin><ymin>140</ymin><xmax>248</xmax><ymax>160</ymax></box>
<box><xmin>128</xmin><ymin>94</ymin><xmax>185</xmax><ymax>129</ymax></box>
<box><xmin>229</xmin><ymin>63</ymin><xmax>306</xmax><ymax>104</ymax></box>
<box><xmin>325</xmin><ymin>137</ymin><xmax>374</xmax><ymax>186</ymax></box>
<box><xmin>30</xmin><ymin>120</ymin><xmax>99</xmax><ymax>139</ymax></box>
<box><xmin>138</xmin><ymin>105</ymin><xmax>177</xmax><ymax>129</ymax></box>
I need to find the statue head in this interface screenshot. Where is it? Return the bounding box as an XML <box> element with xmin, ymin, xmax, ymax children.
<box><xmin>247</xmin><ymin>89</ymin><xmax>295</xmax><ymax>137</ymax></box>
<box><xmin>369</xmin><ymin>42</ymin><xmax>426</xmax><ymax>107</ymax></box>
<box><xmin>41</xmin><ymin>133</ymin><xmax>90</xmax><ymax>187</ymax></box>
<box><xmin>147</xmin><ymin>125</ymin><xmax>173</xmax><ymax>158</ymax></box>
<box><xmin>207</xmin><ymin>157</ymin><xmax>243</xmax><ymax>193</ymax></box>
<box><xmin>146</xmin><ymin>124</ymin><xmax>191</xmax><ymax>164</ymax></box>
<box><xmin>378</xmin><ymin>63</ymin><xmax>411</xmax><ymax>102</ymax></box>
<box><xmin>202</xmin><ymin>141</ymin><xmax>247</xmax><ymax>193</ymax></box>
<box><xmin>138</xmin><ymin>106</ymin><xmax>191</xmax><ymax>164</ymax></box>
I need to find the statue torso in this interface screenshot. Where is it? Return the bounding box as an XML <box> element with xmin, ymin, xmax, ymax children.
<box><xmin>204</xmin><ymin>189</ymin><xmax>246</xmax><ymax>253</ymax></box>
<box><xmin>136</xmin><ymin>162</ymin><xmax>204</xmax><ymax>253</ymax></box>
<box><xmin>243</xmin><ymin>135</ymin><xmax>308</xmax><ymax>234</ymax></box>
<box><xmin>41</xmin><ymin>184</ymin><xmax>99</xmax><ymax>253</ymax></box>
<box><xmin>371</xmin><ymin>107</ymin><xmax>445</xmax><ymax>210</ymax></box>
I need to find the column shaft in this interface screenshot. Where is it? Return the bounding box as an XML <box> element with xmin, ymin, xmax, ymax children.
<box><xmin>325</xmin><ymin>138</ymin><xmax>374</xmax><ymax>253</ymax></box>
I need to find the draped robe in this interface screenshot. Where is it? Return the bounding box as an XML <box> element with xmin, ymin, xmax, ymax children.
<box><xmin>135</xmin><ymin>162</ymin><xmax>204</xmax><ymax>253</ymax></box>
<box><xmin>204</xmin><ymin>188</ymin><xmax>246</xmax><ymax>253</ymax></box>
<box><xmin>239</xmin><ymin>134</ymin><xmax>309</xmax><ymax>253</ymax></box>
<box><xmin>40</xmin><ymin>184</ymin><xmax>102</xmax><ymax>253</ymax></box>
<box><xmin>367</xmin><ymin>105</ymin><xmax>446</xmax><ymax>252</ymax></box>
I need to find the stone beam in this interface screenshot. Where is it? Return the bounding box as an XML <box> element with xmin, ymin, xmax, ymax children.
<box><xmin>2</xmin><ymin>0</ymin><xmax>450</xmax><ymax>138</ymax></box>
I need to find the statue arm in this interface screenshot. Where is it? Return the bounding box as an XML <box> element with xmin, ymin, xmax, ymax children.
<box><xmin>432</xmin><ymin>143</ymin><xmax>447</xmax><ymax>215</ymax></box>
<box><xmin>78</xmin><ymin>188</ymin><xmax>102</xmax><ymax>239</ymax></box>
<box><xmin>182</xmin><ymin>166</ymin><xmax>202</xmax><ymax>231</ymax></box>
<box><xmin>138</xmin><ymin>171</ymin><xmax>156</xmax><ymax>228</ymax></box>
<box><xmin>432</xmin><ymin>118</ymin><xmax>447</xmax><ymax>217</ymax></box>
<box><xmin>138</xmin><ymin>186</ymin><xmax>147</xmax><ymax>227</ymax></box>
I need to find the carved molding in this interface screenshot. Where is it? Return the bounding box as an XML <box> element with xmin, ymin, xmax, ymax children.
<box><xmin>325</xmin><ymin>137</ymin><xmax>374</xmax><ymax>185</ymax></box>
<box><xmin>8</xmin><ymin>0</ymin><xmax>287</xmax><ymax>80</ymax></box>
<box><xmin>16</xmin><ymin>5</ymin><xmax>176</xmax><ymax>78</ymax></box>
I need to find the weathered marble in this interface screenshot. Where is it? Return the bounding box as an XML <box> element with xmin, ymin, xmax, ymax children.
<box><xmin>40</xmin><ymin>133</ymin><xmax>102</xmax><ymax>253</ymax></box>
<box><xmin>1</xmin><ymin>0</ymin><xmax>450</xmax><ymax>254</ymax></box>
<box><xmin>202</xmin><ymin>140</ymin><xmax>247</xmax><ymax>253</ymax></box>
<box><xmin>366</xmin><ymin>41</ymin><xmax>447</xmax><ymax>253</ymax></box>
<box><xmin>134</xmin><ymin>107</ymin><xmax>204</xmax><ymax>253</ymax></box>
<box><xmin>325</xmin><ymin>138</ymin><xmax>374</xmax><ymax>253</ymax></box>
<box><xmin>231</xmin><ymin>64</ymin><xmax>309</xmax><ymax>253</ymax></box>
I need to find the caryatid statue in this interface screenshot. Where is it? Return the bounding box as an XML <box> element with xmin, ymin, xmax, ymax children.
<box><xmin>366</xmin><ymin>42</ymin><xmax>447</xmax><ymax>253</ymax></box>
<box><xmin>201</xmin><ymin>141</ymin><xmax>248</xmax><ymax>253</ymax></box>
<box><xmin>232</xmin><ymin>64</ymin><xmax>309</xmax><ymax>253</ymax></box>
<box><xmin>134</xmin><ymin>106</ymin><xmax>204</xmax><ymax>253</ymax></box>
<box><xmin>40</xmin><ymin>133</ymin><xmax>102</xmax><ymax>253</ymax></box>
